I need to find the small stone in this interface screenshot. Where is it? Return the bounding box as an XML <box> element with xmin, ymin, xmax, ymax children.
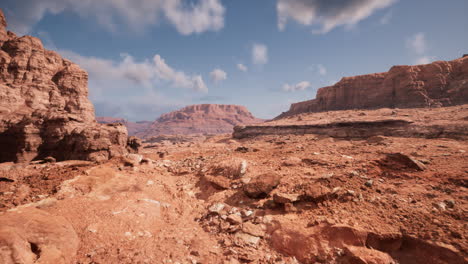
<box><xmin>227</xmin><ymin>214</ymin><xmax>243</xmax><ymax>225</ymax></box>
<box><xmin>332</xmin><ymin>187</ymin><xmax>341</xmax><ymax>194</ymax></box>
<box><xmin>240</xmin><ymin>160</ymin><xmax>248</xmax><ymax>176</ymax></box>
<box><xmin>208</xmin><ymin>203</ymin><xmax>225</xmax><ymax>214</ymax></box>
<box><xmin>146</xmin><ymin>180</ymin><xmax>154</xmax><ymax>186</ymax></box>
<box><xmin>205</xmin><ymin>175</ymin><xmax>231</xmax><ymax>189</ymax></box>
<box><xmin>124</xmin><ymin>154</ymin><xmax>143</xmax><ymax>166</ymax></box>
<box><xmin>281</xmin><ymin>157</ymin><xmax>302</xmax><ymax>166</ymax></box>
<box><xmin>242</xmin><ymin>210</ymin><xmax>254</xmax><ymax>217</ymax></box>
<box><xmin>241</xmin><ymin>177</ymin><xmax>251</xmax><ymax>184</ymax></box>
<box><xmin>349</xmin><ymin>171</ymin><xmax>359</xmax><ymax>177</ymax></box>
<box><xmin>242</xmin><ymin>222</ymin><xmax>265</xmax><ymax>237</ymax></box>
<box><xmin>444</xmin><ymin>200</ymin><xmax>455</xmax><ymax>208</ymax></box>
<box><xmin>235</xmin><ymin>232</ymin><xmax>260</xmax><ymax>246</ymax></box>
<box><xmin>273</xmin><ymin>193</ymin><xmax>300</xmax><ymax>204</ymax></box>
<box><xmin>365</xmin><ymin>180</ymin><xmax>373</xmax><ymax>187</ymax></box>
<box><xmin>44</xmin><ymin>156</ymin><xmax>56</xmax><ymax>163</ymax></box>
<box><xmin>434</xmin><ymin>202</ymin><xmax>446</xmax><ymax>211</ymax></box>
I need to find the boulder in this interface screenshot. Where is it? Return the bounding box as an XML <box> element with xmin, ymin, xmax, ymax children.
<box><xmin>244</xmin><ymin>172</ymin><xmax>282</xmax><ymax>198</ymax></box>
<box><xmin>126</xmin><ymin>136</ymin><xmax>142</xmax><ymax>153</ymax></box>
<box><xmin>0</xmin><ymin>208</ymin><xmax>79</xmax><ymax>264</ymax></box>
<box><xmin>209</xmin><ymin>158</ymin><xmax>247</xmax><ymax>179</ymax></box>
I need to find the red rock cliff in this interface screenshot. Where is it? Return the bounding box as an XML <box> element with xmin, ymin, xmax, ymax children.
<box><xmin>277</xmin><ymin>57</ymin><xmax>468</xmax><ymax>118</ymax></box>
<box><xmin>138</xmin><ymin>104</ymin><xmax>263</xmax><ymax>138</ymax></box>
<box><xmin>0</xmin><ymin>8</ymin><xmax>130</xmax><ymax>162</ymax></box>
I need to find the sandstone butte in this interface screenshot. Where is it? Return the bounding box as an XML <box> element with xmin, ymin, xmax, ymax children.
<box><xmin>277</xmin><ymin>56</ymin><xmax>468</xmax><ymax>119</ymax></box>
<box><xmin>137</xmin><ymin>104</ymin><xmax>264</xmax><ymax>139</ymax></box>
<box><xmin>0</xmin><ymin>8</ymin><xmax>133</xmax><ymax>163</ymax></box>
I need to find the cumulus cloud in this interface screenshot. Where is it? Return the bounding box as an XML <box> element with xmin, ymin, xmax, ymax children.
<box><xmin>282</xmin><ymin>81</ymin><xmax>311</xmax><ymax>92</ymax></box>
<box><xmin>60</xmin><ymin>50</ymin><xmax>207</xmax><ymax>92</ymax></box>
<box><xmin>317</xmin><ymin>64</ymin><xmax>327</xmax><ymax>75</ymax></box>
<box><xmin>252</xmin><ymin>43</ymin><xmax>268</xmax><ymax>65</ymax></box>
<box><xmin>276</xmin><ymin>0</ymin><xmax>396</xmax><ymax>33</ymax></box>
<box><xmin>415</xmin><ymin>56</ymin><xmax>434</xmax><ymax>65</ymax></box>
<box><xmin>237</xmin><ymin>63</ymin><xmax>248</xmax><ymax>72</ymax></box>
<box><xmin>405</xmin><ymin>32</ymin><xmax>434</xmax><ymax>65</ymax></box>
<box><xmin>406</xmin><ymin>32</ymin><xmax>427</xmax><ymax>55</ymax></box>
<box><xmin>4</xmin><ymin>0</ymin><xmax>225</xmax><ymax>35</ymax></box>
<box><xmin>153</xmin><ymin>55</ymin><xmax>208</xmax><ymax>92</ymax></box>
<box><xmin>209</xmin><ymin>68</ymin><xmax>227</xmax><ymax>83</ymax></box>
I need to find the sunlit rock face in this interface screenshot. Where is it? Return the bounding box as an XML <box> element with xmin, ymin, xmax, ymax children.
<box><xmin>0</xmin><ymin>8</ymin><xmax>128</xmax><ymax>162</ymax></box>
<box><xmin>277</xmin><ymin>56</ymin><xmax>468</xmax><ymax>118</ymax></box>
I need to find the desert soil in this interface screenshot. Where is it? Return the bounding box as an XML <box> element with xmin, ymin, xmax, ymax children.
<box><xmin>1</xmin><ymin>106</ymin><xmax>467</xmax><ymax>264</ymax></box>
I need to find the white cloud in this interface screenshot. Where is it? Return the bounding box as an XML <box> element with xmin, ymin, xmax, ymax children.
<box><xmin>153</xmin><ymin>55</ymin><xmax>208</xmax><ymax>92</ymax></box>
<box><xmin>405</xmin><ymin>32</ymin><xmax>434</xmax><ymax>65</ymax></box>
<box><xmin>277</xmin><ymin>0</ymin><xmax>396</xmax><ymax>33</ymax></box>
<box><xmin>5</xmin><ymin>0</ymin><xmax>225</xmax><ymax>35</ymax></box>
<box><xmin>209</xmin><ymin>68</ymin><xmax>227</xmax><ymax>83</ymax></box>
<box><xmin>60</xmin><ymin>50</ymin><xmax>207</xmax><ymax>92</ymax></box>
<box><xmin>380</xmin><ymin>10</ymin><xmax>393</xmax><ymax>25</ymax></box>
<box><xmin>282</xmin><ymin>81</ymin><xmax>311</xmax><ymax>92</ymax></box>
<box><xmin>415</xmin><ymin>56</ymin><xmax>432</xmax><ymax>65</ymax></box>
<box><xmin>317</xmin><ymin>64</ymin><xmax>327</xmax><ymax>75</ymax></box>
<box><xmin>252</xmin><ymin>43</ymin><xmax>268</xmax><ymax>65</ymax></box>
<box><xmin>407</xmin><ymin>32</ymin><xmax>427</xmax><ymax>55</ymax></box>
<box><xmin>237</xmin><ymin>63</ymin><xmax>248</xmax><ymax>72</ymax></box>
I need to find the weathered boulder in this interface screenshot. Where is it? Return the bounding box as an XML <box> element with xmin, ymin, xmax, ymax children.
<box><xmin>277</xmin><ymin>56</ymin><xmax>468</xmax><ymax>118</ymax></box>
<box><xmin>244</xmin><ymin>172</ymin><xmax>282</xmax><ymax>198</ymax></box>
<box><xmin>0</xmin><ymin>208</ymin><xmax>79</xmax><ymax>264</ymax></box>
<box><xmin>0</xmin><ymin>8</ymin><xmax>130</xmax><ymax>162</ymax></box>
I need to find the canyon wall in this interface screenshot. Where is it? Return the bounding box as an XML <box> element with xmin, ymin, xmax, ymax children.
<box><xmin>277</xmin><ymin>57</ymin><xmax>468</xmax><ymax>119</ymax></box>
<box><xmin>0</xmin><ymin>9</ymin><xmax>129</xmax><ymax>162</ymax></box>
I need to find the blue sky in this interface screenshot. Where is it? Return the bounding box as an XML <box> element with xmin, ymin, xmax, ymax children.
<box><xmin>1</xmin><ymin>0</ymin><xmax>467</xmax><ymax>121</ymax></box>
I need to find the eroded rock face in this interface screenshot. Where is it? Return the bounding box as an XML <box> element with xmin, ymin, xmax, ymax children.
<box><xmin>139</xmin><ymin>104</ymin><xmax>263</xmax><ymax>138</ymax></box>
<box><xmin>0</xmin><ymin>8</ymin><xmax>129</xmax><ymax>162</ymax></box>
<box><xmin>277</xmin><ymin>57</ymin><xmax>468</xmax><ymax>118</ymax></box>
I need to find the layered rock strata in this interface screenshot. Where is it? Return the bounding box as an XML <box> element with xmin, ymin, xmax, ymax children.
<box><xmin>0</xmin><ymin>8</ymin><xmax>129</xmax><ymax>162</ymax></box>
<box><xmin>277</xmin><ymin>56</ymin><xmax>468</xmax><ymax>118</ymax></box>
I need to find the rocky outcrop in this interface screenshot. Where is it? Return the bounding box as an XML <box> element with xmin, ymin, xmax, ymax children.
<box><xmin>139</xmin><ymin>104</ymin><xmax>263</xmax><ymax>138</ymax></box>
<box><xmin>233</xmin><ymin>105</ymin><xmax>468</xmax><ymax>140</ymax></box>
<box><xmin>96</xmin><ymin>117</ymin><xmax>151</xmax><ymax>136</ymax></box>
<box><xmin>277</xmin><ymin>57</ymin><xmax>468</xmax><ymax>118</ymax></box>
<box><xmin>0</xmin><ymin>8</ymin><xmax>129</xmax><ymax>163</ymax></box>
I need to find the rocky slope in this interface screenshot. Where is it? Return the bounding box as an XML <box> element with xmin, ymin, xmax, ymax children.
<box><xmin>138</xmin><ymin>104</ymin><xmax>263</xmax><ymax>138</ymax></box>
<box><xmin>96</xmin><ymin>117</ymin><xmax>151</xmax><ymax>136</ymax></box>
<box><xmin>0</xmin><ymin>9</ymin><xmax>130</xmax><ymax>162</ymax></box>
<box><xmin>1</xmin><ymin>106</ymin><xmax>467</xmax><ymax>263</ymax></box>
<box><xmin>277</xmin><ymin>56</ymin><xmax>468</xmax><ymax>118</ymax></box>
